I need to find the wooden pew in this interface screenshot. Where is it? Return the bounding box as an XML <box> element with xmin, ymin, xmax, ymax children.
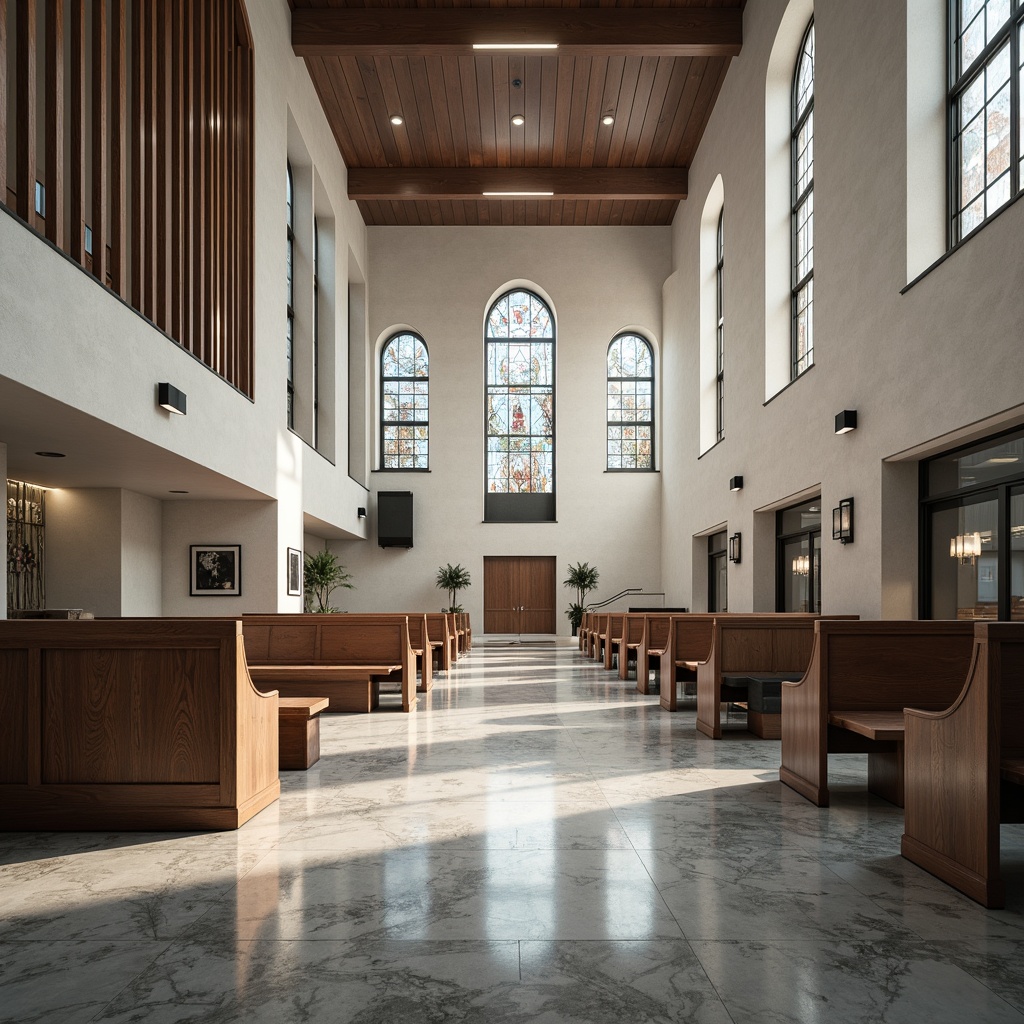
<box><xmin>401</xmin><ymin>613</ymin><xmax>434</xmax><ymax>692</ymax></box>
<box><xmin>694</xmin><ymin>615</ymin><xmax>860</xmax><ymax>737</ymax></box>
<box><xmin>243</xmin><ymin>614</ymin><xmax>418</xmax><ymax>713</ymax></box>
<box><xmin>636</xmin><ymin>613</ymin><xmax>671</xmax><ymax>694</ymax></box>
<box><xmin>578</xmin><ymin>611</ymin><xmax>592</xmax><ymax>652</ymax></box>
<box><xmin>659</xmin><ymin>614</ymin><xmax>715</xmax><ymax>710</ymax></box>
<box><xmin>602</xmin><ymin>613</ymin><xmax>626</xmax><ymax>670</ymax></box>
<box><xmin>901</xmin><ymin>622</ymin><xmax>1024</xmax><ymax>908</ymax></box>
<box><xmin>0</xmin><ymin>619</ymin><xmax>279</xmax><ymax>830</ymax></box>
<box><xmin>424</xmin><ymin>612</ymin><xmax>454</xmax><ymax>674</ymax></box>
<box><xmin>278</xmin><ymin>697</ymin><xmax>329</xmax><ymax>771</ymax></box>
<box><xmin>780</xmin><ymin>620</ymin><xmax>975</xmax><ymax>807</ymax></box>
<box><xmin>461</xmin><ymin>613</ymin><xmax>473</xmax><ymax>651</ymax></box>
<box><xmin>616</xmin><ymin>613</ymin><xmax>647</xmax><ymax>681</ymax></box>
<box><xmin>588</xmin><ymin>612</ymin><xmax>608</xmax><ymax>659</ymax></box>
<box><xmin>449</xmin><ymin>613</ymin><xmax>466</xmax><ymax>658</ymax></box>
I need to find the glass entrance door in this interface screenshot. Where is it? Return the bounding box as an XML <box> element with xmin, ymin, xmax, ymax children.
<box><xmin>928</xmin><ymin>496</ymin><xmax>1000</xmax><ymax>620</ymax></box>
<box><xmin>777</xmin><ymin>500</ymin><xmax>821</xmax><ymax>612</ymax></box>
<box><xmin>1012</xmin><ymin>490</ymin><xmax>1024</xmax><ymax>620</ymax></box>
<box><xmin>708</xmin><ymin>531</ymin><xmax>728</xmax><ymax>612</ymax></box>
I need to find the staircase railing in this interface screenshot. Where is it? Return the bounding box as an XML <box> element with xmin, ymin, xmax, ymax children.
<box><xmin>585</xmin><ymin>588</ymin><xmax>651</xmax><ymax>611</ymax></box>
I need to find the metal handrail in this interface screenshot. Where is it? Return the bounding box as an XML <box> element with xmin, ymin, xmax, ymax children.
<box><xmin>585</xmin><ymin>587</ymin><xmax>647</xmax><ymax>611</ymax></box>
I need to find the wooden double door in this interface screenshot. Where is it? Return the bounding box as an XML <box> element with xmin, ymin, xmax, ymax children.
<box><xmin>483</xmin><ymin>556</ymin><xmax>557</xmax><ymax>634</ymax></box>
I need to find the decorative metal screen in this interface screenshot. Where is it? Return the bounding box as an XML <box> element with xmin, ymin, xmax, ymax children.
<box><xmin>7</xmin><ymin>481</ymin><xmax>45</xmax><ymax>615</ymax></box>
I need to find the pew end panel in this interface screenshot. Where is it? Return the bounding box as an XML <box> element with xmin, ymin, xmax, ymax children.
<box><xmin>902</xmin><ymin>625</ymin><xmax>1024</xmax><ymax>908</ymax></box>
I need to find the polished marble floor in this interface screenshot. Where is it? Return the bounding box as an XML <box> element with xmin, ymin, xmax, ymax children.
<box><xmin>3</xmin><ymin>641</ymin><xmax>1024</xmax><ymax>1023</ymax></box>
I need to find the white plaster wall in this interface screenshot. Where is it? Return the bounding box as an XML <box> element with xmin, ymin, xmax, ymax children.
<box><xmin>662</xmin><ymin>0</ymin><xmax>1024</xmax><ymax>619</ymax></box>
<box><xmin>121</xmin><ymin>491</ymin><xmax>162</xmax><ymax>615</ymax></box>
<box><xmin>46</xmin><ymin>489</ymin><xmax>123</xmax><ymax>616</ymax></box>
<box><xmin>161</xmin><ymin>500</ymin><xmax>279</xmax><ymax>615</ymax></box>
<box><xmin>330</xmin><ymin>226</ymin><xmax>670</xmax><ymax>632</ymax></box>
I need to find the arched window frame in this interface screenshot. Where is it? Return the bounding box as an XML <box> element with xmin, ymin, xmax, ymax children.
<box><xmin>792</xmin><ymin>20</ymin><xmax>814</xmax><ymax>379</ymax></box>
<box><xmin>286</xmin><ymin>162</ymin><xmax>295</xmax><ymax>429</ymax></box>
<box><xmin>606</xmin><ymin>333</ymin><xmax>655</xmax><ymax>472</ymax></box>
<box><xmin>949</xmin><ymin>0</ymin><xmax>1023</xmax><ymax>243</ymax></box>
<box><xmin>484</xmin><ymin>289</ymin><xmax>556</xmax><ymax>522</ymax></box>
<box><xmin>380</xmin><ymin>332</ymin><xmax>430</xmax><ymax>471</ymax></box>
<box><xmin>716</xmin><ymin>209</ymin><xmax>725</xmax><ymax>443</ymax></box>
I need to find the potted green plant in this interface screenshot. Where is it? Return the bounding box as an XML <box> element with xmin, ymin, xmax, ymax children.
<box><xmin>563</xmin><ymin>561</ymin><xmax>599</xmax><ymax>635</ymax></box>
<box><xmin>303</xmin><ymin>550</ymin><xmax>355</xmax><ymax>612</ymax></box>
<box><xmin>436</xmin><ymin>563</ymin><xmax>472</xmax><ymax>613</ymax></box>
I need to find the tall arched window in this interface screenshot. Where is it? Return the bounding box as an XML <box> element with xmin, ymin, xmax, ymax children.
<box><xmin>607</xmin><ymin>333</ymin><xmax>654</xmax><ymax>471</ymax></box>
<box><xmin>716</xmin><ymin>209</ymin><xmax>725</xmax><ymax>442</ymax></box>
<box><xmin>380</xmin><ymin>332</ymin><xmax>429</xmax><ymax>470</ymax></box>
<box><xmin>485</xmin><ymin>289</ymin><xmax>555</xmax><ymax>522</ymax></box>
<box><xmin>792</xmin><ymin>21</ymin><xmax>814</xmax><ymax>378</ymax></box>
<box><xmin>950</xmin><ymin>0</ymin><xmax>1022</xmax><ymax>241</ymax></box>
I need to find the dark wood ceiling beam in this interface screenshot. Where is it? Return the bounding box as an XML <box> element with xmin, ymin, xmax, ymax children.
<box><xmin>292</xmin><ymin>9</ymin><xmax>741</xmax><ymax>59</ymax></box>
<box><xmin>347</xmin><ymin>166</ymin><xmax>687</xmax><ymax>201</ymax></box>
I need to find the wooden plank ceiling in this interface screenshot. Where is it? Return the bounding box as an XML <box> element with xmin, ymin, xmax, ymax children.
<box><xmin>291</xmin><ymin>1</ymin><xmax>743</xmax><ymax>226</ymax></box>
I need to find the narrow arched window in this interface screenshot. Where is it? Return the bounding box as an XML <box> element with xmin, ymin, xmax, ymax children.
<box><xmin>381</xmin><ymin>332</ymin><xmax>429</xmax><ymax>470</ymax></box>
<box><xmin>792</xmin><ymin>20</ymin><xmax>814</xmax><ymax>378</ymax></box>
<box><xmin>485</xmin><ymin>290</ymin><xmax>555</xmax><ymax>522</ymax></box>
<box><xmin>716</xmin><ymin>209</ymin><xmax>725</xmax><ymax>442</ymax></box>
<box><xmin>950</xmin><ymin>0</ymin><xmax>1022</xmax><ymax>241</ymax></box>
<box><xmin>313</xmin><ymin>217</ymin><xmax>320</xmax><ymax>450</ymax></box>
<box><xmin>286</xmin><ymin>163</ymin><xmax>295</xmax><ymax>429</ymax></box>
<box><xmin>607</xmin><ymin>334</ymin><xmax>654</xmax><ymax>471</ymax></box>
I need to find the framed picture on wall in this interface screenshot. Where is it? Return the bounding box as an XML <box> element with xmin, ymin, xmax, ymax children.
<box><xmin>190</xmin><ymin>544</ymin><xmax>242</xmax><ymax>596</ymax></box>
<box><xmin>287</xmin><ymin>547</ymin><xmax>303</xmax><ymax>597</ymax></box>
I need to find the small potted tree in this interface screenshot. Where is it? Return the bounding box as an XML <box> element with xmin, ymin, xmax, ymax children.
<box><xmin>563</xmin><ymin>561</ymin><xmax>599</xmax><ymax>635</ymax></box>
<box><xmin>304</xmin><ymin>551</ymin><xmax>355</xmax><ymax>612</ymax></box>
<box><xmin>435</xmin><ymin>563</ymin><xmax>472</xmax><ymax>613</ymax></box>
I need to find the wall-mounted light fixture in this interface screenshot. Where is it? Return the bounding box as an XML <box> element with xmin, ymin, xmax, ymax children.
<box><xmin>835</xmin><ymin>410</ymin><xmax>858</xmax><ymax>434</ymax></box>
<box><xmin>950</xmin><ymin>531</ymin><xmax>981</xmax><ymax>564</ymax></box>
<box><xmin>729</xmin><ymin>475</ymin><xmax>743</xmax><ymax>492</ymax></box>
<box><xmin>728</xmin><ymin>533</ymin><xmax>741</xmax><ymax>564</ymax></box>
<box><xmin>357</xmin><ymin>507</ymin><xmax>367</xmax><ymax>520</ymax></box>
<box><xmin>158</xmin><ymin>382</ymin><xmax>187</xmax><ymax>415</ymax></box>
<box><xmin>832</xmin><ymin>497</ymin><xmax>854</xmax><ymax>544</ymax></box>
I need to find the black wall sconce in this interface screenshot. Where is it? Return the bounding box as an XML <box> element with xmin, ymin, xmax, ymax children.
<box><xmin>832</xmin><ymin>497</ymin><xmax>854</xmax><ymax>543</ymax></box>
<box><xmin>834</xmin><ymin>410</ymin><xmax>857</xmax><ymax>434</ymax></box>
<box><xmin>157</xmin><ymin>382</ymin><xmax>187</xmax><ymax>415</ymax></box>
<box><xmin>729</xmin><ymin>475</ymin><xmax>743</xmax><ymax>492</ymax></box>
<box><xmin>357</xmin><ymin>507</ymin><xmax>367</xmax><ymax>519</ymax></box>
<box><xmin>728</xmin><ymin>533</ymin><xmax>741</xmax><ymax>563</ymax></box>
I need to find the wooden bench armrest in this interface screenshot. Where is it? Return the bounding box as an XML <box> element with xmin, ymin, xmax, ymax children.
<box><xmin>278</xmin><ymin>697</ymin><xmax>330</xmax><ymax>717</ymax></box>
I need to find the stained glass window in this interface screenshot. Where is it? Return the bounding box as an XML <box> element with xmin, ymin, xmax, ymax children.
<box><xmin>381</xmin><ymin>332</ymin><xmax>429</xmax><ymax>470</ymax></box>
<box><xmin>485</xmin><ymin>290</ymin><xmax>555</xmax><ymax>496</ymax></box>
<box><xmin>607</xmin><ymin>334</ymin><xmax>654</xmax><ymax>471</ymax></box>
<box><xmin>716</xmin><ymin>209</ymin><xmax>725</xmax><ymax>443</ymax></box>
<box><xmin>792</xmin><ymin>21</ymin><xmax>814</xmax><ymax>379</ymax></box>
<box><xmin>950</xmin><ymin>0</ymin><xmax>1023</xmax><ymax>242</ymax></box>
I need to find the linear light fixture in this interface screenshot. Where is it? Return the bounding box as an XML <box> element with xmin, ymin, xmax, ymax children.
<box><xmin>472</xmin><ymin>42</ymin><xmax>558</xmax><ymax>50</ymax></box>
<box><xmin>482</xmin><ymin>191</ymin><xmax>555</xmax><ymax>197</ymax></box>
<box><xmin>158</xmin><ymin>382</ymin><xmax>187</xmax><ymax>415</ymax></box>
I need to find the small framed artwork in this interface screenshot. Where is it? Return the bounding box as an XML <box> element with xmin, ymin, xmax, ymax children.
<box><xmin>190</xmin><ymin>544</ymin><xmax>242</xmax><ymax>596</ymax></box>
<box><xmin>287</xmin><ymin>547</ymin><xmax>303</xmax><ymax>597</ymax></box>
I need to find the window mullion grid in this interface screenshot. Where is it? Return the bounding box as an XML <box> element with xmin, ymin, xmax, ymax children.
<box><xmin>607</xmin><ymin>372</ymin><xmax>652</xmax><ymax>471</ymax></box>
<box><xmin>382</xmin><ymin>370</ymin><xmax>428</xmax><ymax>470</ymax></box>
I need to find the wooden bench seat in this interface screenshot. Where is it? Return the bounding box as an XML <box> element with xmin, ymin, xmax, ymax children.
<box><xmin>781</xmin><ymin>620</ymin><xmax>974</xmax><ymax>807</ymax></box>
<box><xmin>902</xmin><ymin>622</ymin><xmax>1024</xmax><ymax>908</ymax></box>
<box><xmin>242</xmin><ymin>614</ymin><xmax>417</xmax><ymax>713</ymax></box>
<box><xmin>637</xmin><ymin>614</ymin><xmax>671</xmax><ymax>695</ymax></box>
<box><xmin>0</xmin><ymin>619</ymin><xmax>280</xmax><ymax>830</ymax></box>
<box><xmin>601</xmin><ymin>613</ymin><xmax>625</xmax><ymax>670</ymax></box>
<box><xmin>616</xmin><ymin>614</ymin><xmax>647</xmax><ymax>681</ymax></box>
<box><xmin>278</xmin><ymin>697</ymin><xmax>329</xmax><ymax>770</ymax></box>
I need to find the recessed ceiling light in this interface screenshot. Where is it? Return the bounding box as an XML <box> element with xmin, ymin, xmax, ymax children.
<box><xmin>511</xmin><ymin>115</ymin><xmax>525</xmax><ymax>126</ymax></box>
<box><xmin>473</xmin><ymin>43</ymin><xmax>558</xmax><ymax>50</ymax></box>
<box><xmin>602</xmin><ymin>115</ymin><xmax>615</xmax><ymax>126</ymax></box>
<box><xmin>35</xmin><ymin>451</ymin><xmax>65</xmax><ymax>458</ymax></box>
<box><xmin>169</xmin><ymin>490</ymin><xmax>190</xmax><ymax>494</ymax></box>
<box><xmin>389</xmin><ymin>114</ymin><xmax>404</xmax><ymax>126</ymax></box>
<box><xmin>483</xmin><ymin>191</ymin><xmax>555</xmax><ymax>197</ymax></box>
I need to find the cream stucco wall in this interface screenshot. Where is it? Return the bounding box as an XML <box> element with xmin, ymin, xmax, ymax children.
<box><xmin>328</xmin><ymin>226</ymin><xmax>670</xmax><ymax>631</ymax></box>
<box><xmin>660</xmin><ymin>0</ymin><xmax>1024</xmax><ymax>619</ymax></box>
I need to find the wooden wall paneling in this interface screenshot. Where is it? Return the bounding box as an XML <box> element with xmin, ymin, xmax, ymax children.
<box><xmin>68</xmin><ymin>0</ymin><xmax>84</xmax><ymax>261</ymax></box>
<box><xmin>201</xmin><ymin>0</ymin><xmax>214</xmax><ymax>367</ymax></box>
<box><xmin>169</xmin><ymin>0</ymin><xmax>182</xmax><ymax>342</ymax></box>
<box><xmin>211</xmin><ymin>0</ymin><xmax>221</xmax><ymax>376</ymax></box>
<box><xmin>181</xmin><ymin>0</ymin><xmax>193</xmax><ymax>353</ymax></box>
<box><xmin>44</xmin><ymin>0</ymin><xmax>64</xmax><ymax>248</ymax></box>
<box><xmin>142</xmin><ymin>0</ymin><xmax>156</xmax><ymax>319</ymax></box>
<box><xmin>14</xmin><ymin>0</ymin><xmax>36</xmax><ymax>223</ymax></box>
<box><xmin>129</xmin><ymin>0</ymin><xmax>143</xmax><ymax>308</ymax></box>
<box><xmin>0</xmin><ymin>0</ymin><xmax>7</xmax><ymax>205</ymax></box>
<box><xmin>191</xmin><ymin>1</ymin><xmax>205</xmax><ymax>365</ymax></box>
<box><xmin>0</xmin><ymin>650</ymin><xmax>29</xmax><ymax>784</ymax></box>
<box><xmin>109</xmin><ymin>0</ymin><xmax>126</xmax><ymax>296</ymax></box>
<box><xmin>153</xmin><ymin>0</ymin><xmax>166</xmax><ymax>329</ymax></box>
<box><xmin>629</xmin><ymin>56</ymin><xmax>673</xmax><ymax>167</ymax></box>
<box><xmin>229</xmin><ymin>6</ymin><xmax>237</xmax><ymax>387</ymax></box>
<box><xmin>244</xmin><ymin>26</ymin><xmax>255</xmax><ymax>396</ymax></box>
<box><xmin>219</xmin><ymin>0</ymin><xmax>228</xmax><ymax>382</ymax></box>
<box><xmin>91</xmin><ymin>0</ymin><xmax>107</xmax><ymax>283</ymax></box>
